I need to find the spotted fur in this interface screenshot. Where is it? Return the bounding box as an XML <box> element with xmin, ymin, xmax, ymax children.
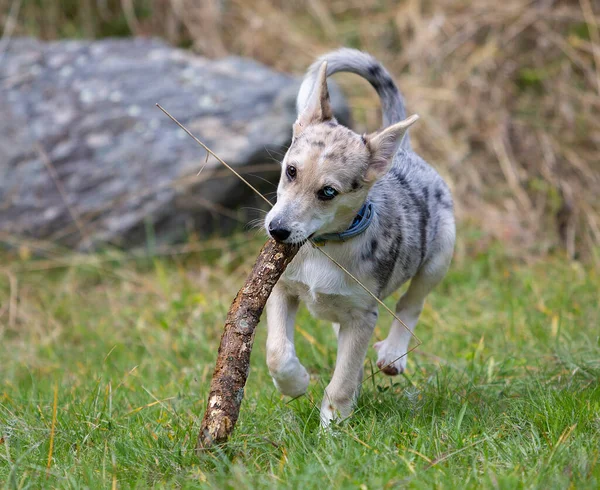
<box><xmin>264</xmin><ymin>49</ymin><xmax>456</xmax><ymax>426</ymax></box>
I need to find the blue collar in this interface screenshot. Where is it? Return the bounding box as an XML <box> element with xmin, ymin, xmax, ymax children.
<box><xmin>313</xmin><ymin>201</ymin><xmax>374</xmax><ymax>245</ymax></box>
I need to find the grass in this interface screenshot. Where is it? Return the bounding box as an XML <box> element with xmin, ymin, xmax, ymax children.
<box><xmin>0</xmin><ymin>231</ymin><xmax>599</xmax><ymax>488</ymax></box>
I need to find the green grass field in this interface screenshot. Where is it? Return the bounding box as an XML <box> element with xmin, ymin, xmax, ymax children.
<box><xmin>1</xmin><ymin>232</ymin><xmax>599</xmax><ymax>489</ymax></box>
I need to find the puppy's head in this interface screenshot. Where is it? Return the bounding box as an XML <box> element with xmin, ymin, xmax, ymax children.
<box><xmin>266</xmin><ymin>62</ymin><xmax>418</xmax><ymax>244</ymax></box>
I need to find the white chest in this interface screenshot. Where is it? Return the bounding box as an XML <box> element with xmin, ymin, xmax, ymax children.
<box><xmin>280</xmin><ymin>248</ymin><xmax>375</xmax><ymax>323</ymax></box>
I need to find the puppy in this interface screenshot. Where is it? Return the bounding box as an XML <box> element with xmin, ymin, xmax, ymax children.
<box><xmin>264</xmin><ymin>49</ymin><xmax>455</xmax><ymax>425</ymax></box>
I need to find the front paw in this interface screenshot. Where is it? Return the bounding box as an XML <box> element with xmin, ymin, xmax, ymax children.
<box><xmin>270</xmin><ymin>359</ymin><xmax>310</xmax><ymax>398</ymax></box>
<box><xmin>374</xmin><ymin>340</ymin><xmax>407</xmax><ymax>376</ymax></box>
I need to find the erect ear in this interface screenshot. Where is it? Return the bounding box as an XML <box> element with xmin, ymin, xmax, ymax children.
<box><xmin>364</xmin><ymin>114</ymin><xmax>419</xmax><ymax>182</ymax></box>
<box><xmin>294</xmin><ymin>61</ymin><xmax>333</xmax><ymax>136</ymax></box>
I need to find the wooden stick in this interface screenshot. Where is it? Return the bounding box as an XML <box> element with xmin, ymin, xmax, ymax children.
<box><xmin>197</xmin><ymin>239</ymin><xmax>299</xmax><ymax>449</ymax></box>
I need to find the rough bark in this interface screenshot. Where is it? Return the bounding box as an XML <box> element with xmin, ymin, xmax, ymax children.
<box><xmin>197</xmin><ymin>239</ymin><xmax>298</xmax><ymax>449</ymax></box>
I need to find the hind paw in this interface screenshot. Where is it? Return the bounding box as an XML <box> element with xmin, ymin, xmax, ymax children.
<box><xmin>374</xmin><ymin>340</ymin><xmax>407</xmax><ymax>376</ymax></box>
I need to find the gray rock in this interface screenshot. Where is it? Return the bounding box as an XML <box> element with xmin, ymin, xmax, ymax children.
<box><xmin>0</xmin><ymin>38</ymin><xmax>350</xmax><ymax>249</ymax></box>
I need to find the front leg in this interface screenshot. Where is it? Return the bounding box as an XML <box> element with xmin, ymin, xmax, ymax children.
<box><xmin>321</xmin><ymin>309</ymin><xmax>377</xmax><ymax>426</ymax></box>
<box><xmin>266</xmin><ymin>284</ymin><xmax>309</xmax><ymax>397</ymax></box>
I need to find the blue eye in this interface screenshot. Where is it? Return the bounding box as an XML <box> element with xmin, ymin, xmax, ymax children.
<box><xmin>286</xmin><ymin>165</ymin><xmax>297</xmax><ymax>180</ymax></box>
<box><xmin>318</xmin><ymin>186</ymin><xmax>338</xmax><ymax>201</ymax></box>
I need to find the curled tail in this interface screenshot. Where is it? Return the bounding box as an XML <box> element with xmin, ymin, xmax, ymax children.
<box><xmin>297</xmin><ymin>48</ymin><xmax>410</xmax><ymax>148</ymax></box>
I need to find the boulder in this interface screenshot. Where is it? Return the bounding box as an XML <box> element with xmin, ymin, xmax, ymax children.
<box><xmin>0</xmin><ymin>38</ymin><xmax>350</xmax><ymax>249</ymax></box>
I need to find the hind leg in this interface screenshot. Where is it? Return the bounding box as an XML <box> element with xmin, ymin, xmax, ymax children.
<box><xmin>374</xmin><ymin>241</ymin><xmax>453</xmax><ymax>375</ymax></box>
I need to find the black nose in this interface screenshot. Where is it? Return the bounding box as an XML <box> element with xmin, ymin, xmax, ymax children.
<box><xmin>268</xmin><ymin>223</ymin><xmax>291</xmax><ymax>242</ymax></box>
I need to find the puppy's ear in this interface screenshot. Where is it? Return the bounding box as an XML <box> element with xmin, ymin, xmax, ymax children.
<box><xmin>294</xmin><ymin>61</ymin><xmax>333</xmax><ymax>136</ymax></box>
<box><xmin>364</xmin><ymin>115</ymin><xmax>419</xmax><ymax>181</ymax></box>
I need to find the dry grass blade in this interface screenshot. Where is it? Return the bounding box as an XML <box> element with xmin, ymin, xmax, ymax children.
<box><xmin>0</xmin><ymin>268</ymin><xmax>18</xmax><ymax>333</ymax></box>
<box><xmin>313</xmin><ymin>245</ymin><xmax>421</xmax><ymax>345</ymax></box>
<box><xmin>46</xmin><ymin>383</ymin><xmax>58</xmax><ymax>478</ymax></box>
<box><xmin>36</xmin><ymin>142</ymin><xmax>89</xmax><ymax>245</ymax></box>
<box><xmin>156</xmin><ymin>104</ymin><xmax>272</xmax><ymax>208</ymax></box>
<box><xmin>0</xmin><ymin>0</ymin><xmax>22</xmax><ymax>61</ymax></box>
<box><xmin>362</xmin><ymin>344</ymin><xmax>422</xmax><ymax>384</ymax></box>
<box><xmin>123</xmin><ymin>396</ymin><xmax>176</xmax><ymax>417</ymax></box>
<box><xmin>424</xmin><ymin>437</ymin><xmax>489</xmax><ymax>470</ymax></box>
<box><xmin>579</xmin><ymin>0</ymin><xmax>600</xmax><ymax>95</ymax></box>
<box><xmin>120</xmin><ymin>0</ymin><xmax>141</xmax><ymax>36</ymax></box>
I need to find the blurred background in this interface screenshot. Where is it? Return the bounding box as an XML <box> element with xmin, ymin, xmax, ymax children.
<box><xmin>1</xmin><ymin>0</ymin><xmax>599</xmax><ymax>259</ymax></box>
